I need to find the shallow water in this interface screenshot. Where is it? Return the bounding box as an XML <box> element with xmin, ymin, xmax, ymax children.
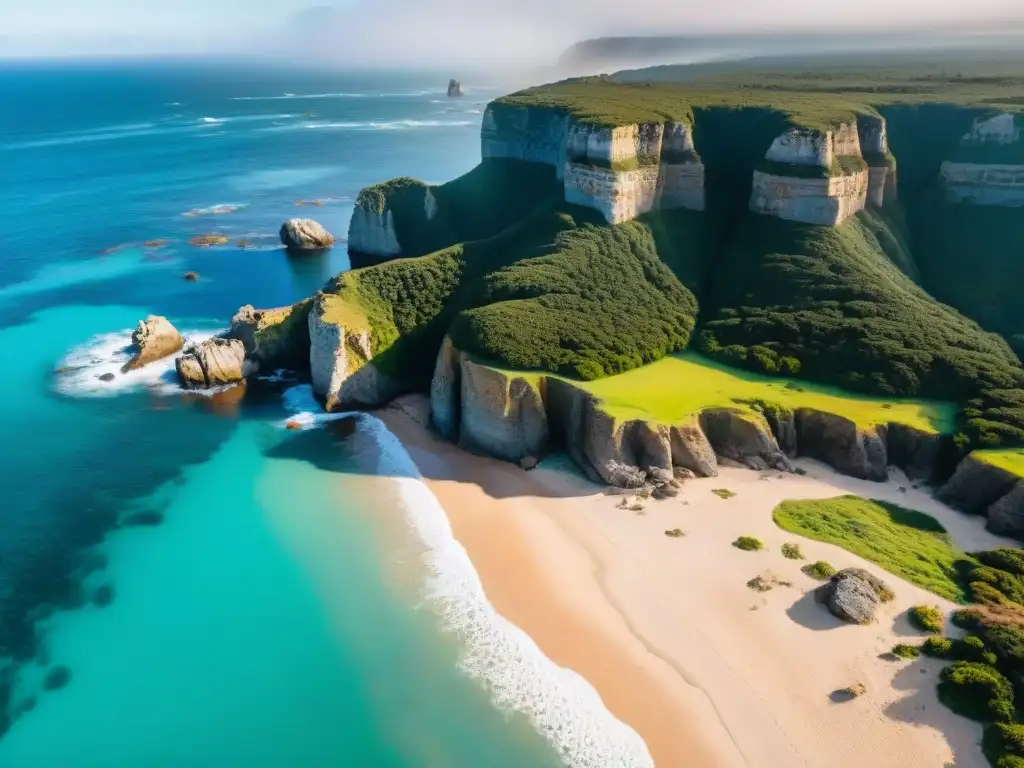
<box><xmin>0</xmin><ymin>62</ymin><xmax>648</xmax><ymax>766</ymax></box>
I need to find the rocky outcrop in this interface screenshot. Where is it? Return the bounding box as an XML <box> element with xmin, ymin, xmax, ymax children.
<box><xmin>940</xmin><ymin>454</ymin><xmax>1021</xmax><ymax>515</ymax></box>
<box><xmin>429</xmin><ymin>336</ymin><xmax>461</xmax><ymax>440</ymax></box>
<box><xmin>669</xmin><ymin>415</ymin><xmax>718</xmax><ymax>477</ymax></box>
<box><xmin>987</xmin><ymin>483</ymin><xmax>1024</xmax><ymax>539</ymax></box>
<box><xmin>229</xmin><ymin>300</ymin><xmax>311</xmax><ymax>372</ymax></box>
<box><xmin>815</xmin><ymin>568</ymin><xmax>892</xmax><ymax>625</ymax></box>
<box><xmin>280</xmin><ymin>218</ymin><xmax>334</xmax><ymax>252</ymax></box>
<box><xmin>480</xmin><ymin>103</ymin><xmax>704</xmax><ymax>224</ymax></box>
<box><xmin>699</xmin><ymin>408</ymin><xmax>792</xmax><ymax>472</ymax></box>
<box><xmin>458</xmin><ymin>359</ymin><xmax>548</xmax><ymax>462</ymax></box>
<box><xmin>347</xmin><ymin>203</ymin><xmax>401</xmax><ymax>260</ymax></box>
<box><xmin>447</xmin><ymin>79</ymin><xmax>464</xmax><ymax>97</ymax></box>
<box><xmin>941</xmin><ymin>113</ymin><xmax>1024</xmax><ymax>206</ymax></box>
<box><xmin>308</xmin><ymin>293</ymin><xmax>402</xmax><ymax>410</ymax></box>
<box><xmin>886</xmin><ymin>423</ymin><xmax>941</xmax><ymax>482</ymax></box>
<box><xmin>750</xmin><ymin>169</ymin><xmax>869</xmax><ymax>226</ymax></box>
<box><xmin>175</xmin><ymin>338</ymin><xmax>247</xmax><ymax>389</ymax></box>
<box><xmin>123</xmin><ymin>315</ymin><xmax>183</xmax><ymax>372</ymax></box>
<box><xmin>763</xmin><ymin>408</ymin><xmax>798</xmax><ymax>457</ymax></box>
<box><xmin>795</xmin><ymin>410</ymin><xmax>887</xmax><ymax>482</ymax></box>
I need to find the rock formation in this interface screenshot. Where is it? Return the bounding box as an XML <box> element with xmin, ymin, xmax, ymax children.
<box><xmin>941</xmin><ymin>113</ymin><xmax>1024</xmax><ymax>206</ymax></box>
<box><xmin>347</xmin><ymin>199</ymin><xmax>402</xmax><ymax>260</ymax></box>
<box><xmin>987</xmin><ymin>483</ymin><xmax>1024</xmax><ymax>539</ymax></box>
<box><xmin>815</xmin><ymin>568</ymin><xmax>892</xmax><ymax>625</ymax></box>
<box><xmin>447</xmin><ymin>79</ymin><xmax>464</xmax><ymax>97</ymax></box>
<box><xmin>175</xmin><ymin>338</ymin><xmax>247</xmax><ymax>389</ymax></box>
<box><xmin>229</xmin><ymin>301</ymin><xmax>311</xmax><ymax>372</ymax></box>
<box><xmin>279</xmin><ymin>219</ymin><xmax>335</xmax><ymax>252</ymax></box>
<box><xmin>794</xmin><ymin>410</ymin><xmax>887</xmax><ymax>482</ymax></box>
<box><xmin>940</xmin><ymin>454</ymin><xmax>1024</xmax><ymax>538</ymax></box>
<box><xmin>699</xmin><ymin>408</ymin><xmax>791</xmax><ymax>472</ymax></box>
<box><xmin>123</xmin><ymin>315</ymin><xmax>183</xmax><ymax>372</ymax></box>
<box><xmin>308</xmin><ymin>293</ymin><xmax>402</xmax><ymax>410</ymax></box>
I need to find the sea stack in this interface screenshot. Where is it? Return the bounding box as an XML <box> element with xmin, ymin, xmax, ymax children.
<box><xmin>447</xmin><ymin>79</ymin><xmax>464</xmax><ymax>97</ymax></box>
<box><xmin>122</xmin><ymin>315</ymin><xmax>183</xmax><ymax>372</ymax></box>
<box><xmin>279</xmin><ymin>218</ymin><xmax>335</xmax><ymax>254</ymax></box>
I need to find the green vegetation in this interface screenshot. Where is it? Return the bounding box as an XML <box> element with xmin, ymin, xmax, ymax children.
<box><xmin>802</xmin><ymin>561</ymin><xmax>837</xmax><ymax>581</ymax></box>
<box><xmin>772</xmin><ymin>496</ymin><xmax>970</xmax><ymax>601</ymax></box>
<box><xmin>712</xmin><ymin>488</ymin><xmax>736</xmax><ymax>500</ymax></box>
<box><xmin>664</xmin><ymin>528</ymin><xmax>686</xmax><ymax>538</ymax></box>
<box><xmin>976</xmin><ymin>450</ymin><xmax>1024</xmax><ymax>479</ymax></box>
<box><xmin>781</xmin><ymin>542</ymin><xmax>804</xmax><ymax>560</ymax></box>
<box><xmin>983</xmin><ymin>723</ymin><xmax>1024</xmax><ymax>768</ymax></box>
<box><xmin>576</xmin><ymin>351</ymin><xmax>954</xmax><ymax>432</ymax></box>
<box><xmin>733</xmin><ymin>536</ymin><xmax>764</xmax><ymax>552</ymax></box>
<box><xmin>892</xmin><ymin>643</ymin><xmax>921</xmax><ymax>659</ymax></box>
<box><xmin>909</xmin><ymin>605</ymin><xmax>945</xmax><ymax>634</ymax></box>
<box><xmin>938</xmin><ymin>661</ymin><xmax>1015</xmax><ymax>723</ymax></box>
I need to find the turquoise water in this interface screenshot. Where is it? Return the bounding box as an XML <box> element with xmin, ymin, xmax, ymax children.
<box><xmin>0</xmin><ymin>62</ymin><xmax>649</xmax><ymax>767</ymax></box>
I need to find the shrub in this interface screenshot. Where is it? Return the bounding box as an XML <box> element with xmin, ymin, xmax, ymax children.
<box><xmin>712</xmin><ymin>488</ymin><xmax>736</xmax><ymax>500</ymax></box>
<box><xmin>953</xmin><ymin>607</ymin><xmax>986</xmax><ymax>630</ymax></box>
<box><xmin>802</xmin><ymin>561</ymin><xmax>837</xmax><ymax>581</ymax></box>
<box><xmin>734</xmin><ymin>536</ymin><xmax>765</xmax><ymax>552</ymax></box>
<box><xmin>984</xmin><ymin>723</ymin><xmax>1024</xmax><ymax>768</ymax></box>
<box><xmin>781</xmin><ymin>542</ymin><xmax>804</xmax><ymax>560</ymax></box>
<box><xmin>938</xmin><ymin>661</ymin><xmax>1015</xmax><ymax>722</ymax></box>
<box><xmin>985</xmin><ymin>625</ymin><xmax>1024</xmax><ymax>678</ymax></box>
<box><xmin>664</xmin><ymin>528</ymin><xmax>686</xmax><ymax>538</ymax></box>
<box><xmin>922</xmin><ymin>636</ymin><xmax>954</xmax><ymax>658</ymax></box>
<box><xmin>892</xmin><ymin>643</ymin><xmax>921</xmax><ymax>659</ymax></box>
<box><xmin>909</xmin><ymin>605</ymin><xmax>944</xmax><ymax>634</ymax></box>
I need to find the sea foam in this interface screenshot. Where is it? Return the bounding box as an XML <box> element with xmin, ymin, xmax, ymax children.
<box><xmin>55</xmin><ymin>327</ymin><xmax>220</xmax><ymax>398</ymax></box>
<box><xmin>280</xmin><ymin>385</ymin><xmax>654</xmax><ymax>767</ymax></box>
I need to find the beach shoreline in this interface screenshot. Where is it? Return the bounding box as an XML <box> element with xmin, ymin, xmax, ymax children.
<box><xmin>377</xmin><ymin>394</ymin><xmax>1011</xmax><ymax>768</ymax></box>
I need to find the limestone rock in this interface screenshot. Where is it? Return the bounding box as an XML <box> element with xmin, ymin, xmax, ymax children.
<box><xmin>669</xmin><ymin>416</ymin><xmax>718</xmax><ymax>477</ymax></box>
<box><xmin>447</xmin><ymin>79</ymin><xmax>464</xmax><ymax>97</ymax></box>
<box><xmin>279</xmin><ymin>218</ymin><xmax>335</xmax><ymax>252</ymax></box>
<box><xmin>764</xmin><ymin>408</ymin><xmax>798</xmax><ymax>457</ymax></box>
<box><xmin>123</xmin><ymin>315</ymin><xmax>183</xmax><ymax>372</ymax></box>
<box><xmin>940</xmin><ymin>455</ymin><xmax>1020</xmax><ymax>515</ymax></box>
<box><xmin>700</xmin><ymin>408</ymin><xmax>791</xmax><ymax>472</ymax></box>
<box><xmin>815</xmin><ymin>568</ymin><xmax>892</xmax><ymax>625</ymax></box>
<box><xmin>347</xmin><ymin>205</ymin><xmax>401</xmax><ymax>259</ymax></box>
<box><xmin>886</xmin><ymin>423</ymin><xmax>941</xmax><ymax>482</ymax></box>
<box><xmin>308</xmin><ymin>293</ymin><xmax>403</xmax><ymax>410</ymax></box>
<box><xmin>795</xmin><ymin>410</ymin><xmax>887</xmax><ymax>482</ymax></box>
<box><xmin>430</xmin><ymin>336</ymin><xmax>461</xmax><ymax>440</ymax></box>
<box><xmin>457</xmin><ymin>357</ymin><xmax>548</xmax><ymax>462</ymax></box>
<box><xmin>987</xmin><ymin>482</ymin><xmax>1024</xmax><ymax>539</ymax></box>
<box><xmin>175</xmin><ymin>338</ymin><xmax>247</xmax><ymax>389</ymax></box>
<box><xmin>229</xmin><ymin>301</ymin><xmax>310</xmax><ymax>371</ymax></box>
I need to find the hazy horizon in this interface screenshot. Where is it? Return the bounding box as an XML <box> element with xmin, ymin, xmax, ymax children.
<box><xmin>2</xmin><ymin>0</ymin><xmax>1023</xmax><ymax>67</ymax></box>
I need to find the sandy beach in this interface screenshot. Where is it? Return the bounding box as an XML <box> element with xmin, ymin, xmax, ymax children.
<box><xmin>377</xmin><ymin>395</ymin><xmax>1016</xmax><ymax>768</ymax></box>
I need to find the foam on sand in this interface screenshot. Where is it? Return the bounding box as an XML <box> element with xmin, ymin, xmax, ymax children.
<box><xmin>279</xmin><ymin>384</ymin><xmax>654</xmax><ymax>768</ymax></box>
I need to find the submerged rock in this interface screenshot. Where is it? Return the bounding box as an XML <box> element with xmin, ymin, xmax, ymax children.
<box><xmin>815</xmin><ymin>568</ymin><xmax>893</xmax><ymax>625</ymax></box>
<box><xmin>279</xmin><ymin>218</ymin><xmax>335</xmax><ymax>252</ymax></box>
<box><xmin>175</xmin><ymin>338</ymin><xmax>248</xmax><ymax>389</ymax></box>
<box><xmin>98</xmin><ymin>373</ymin><xmax>116</xmax><ymax>382</ymax></box>
<box><xmin>123</xmin><ymin>315</ymin><xmax>183</xmax><ymax>372</ymax></box>
<box><xmin>43</xmin><ymin>665</ymin><xmax>71</xmax><ymax>691</ymax></box>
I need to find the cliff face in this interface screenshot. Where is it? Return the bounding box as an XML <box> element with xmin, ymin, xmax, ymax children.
<box><xmin>308</xmin><ymin>293</ymin><xmax>402</xmax><ymax>410</ymax></box>
<box><xmin>749</xmin><ymin>118</ymin><xmax>894</xmax><ymax>226</ymax></box>
<box><xmin>940</xmin><ymin>454</ymin><xmax>1024</xmax><ymax>539</ymax></box>
<box><xmin>481</xmin><ymin>103</ymin><xmax>704</xmax><ymax>225</ymax></box>
<box><xmin>347</xmin><ymin>204</ymin><xmax>401</xmax><ymax>259</ymax></box>
<box><xmin>941</xmin><ymin>113</ymin><xmax>1024</xmax><ymax>206</ymax></box>
<box><xmin>429</xmin><ymin>338</ymin><xmax>945</xmax><ymax>488</ymax></box>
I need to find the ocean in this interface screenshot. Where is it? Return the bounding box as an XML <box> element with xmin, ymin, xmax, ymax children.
<box><xmin>0</xmin><ymin>61</ymin><xmax>650</xmax><ymax>766</ymax></box>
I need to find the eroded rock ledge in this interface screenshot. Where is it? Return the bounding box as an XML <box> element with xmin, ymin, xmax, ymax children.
<box><xmin>428</xmin><ymin>337</ymin><xmax>942</xmax><ymax>489</ymax></box>
<box><xmin>939</xmin><ymin>455</ymin><xmax>1024</xmax><ymax>538</ymax></box>
<box><xmin>940</xmin><ymin>113</ymin><xmax>1024</xmax><ymax>207</ymax></box>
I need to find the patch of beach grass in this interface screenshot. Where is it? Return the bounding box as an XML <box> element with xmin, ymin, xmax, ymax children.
<box><xmin>734</xmin><ymin>536</ymin><xmax>764</xmax><ymax>552</ymax></box>
<box><xmin>773</xmin><ymin>496</ymin><xmax>971</xmax><ymax>601</ymax></box>
<box><xmin>802</xmin><ymin>561</ymin><xmax>837</xmax><ymax>581</ymax></box>
<box><xmin>781</xmin><ymin>542</ymin><xmax>804</xmax><ymax>560</ymax></box>
<box><xmin>712</xmin><ymin>488</ymin><xmax>736</xmax><ymax>500</ymax></box>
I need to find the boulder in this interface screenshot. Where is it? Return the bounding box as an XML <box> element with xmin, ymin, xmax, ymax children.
<box><xmin>279</xmin><ymin>218</ymin><xmax>335</xmax><ymax>252</ymax></box>
<box><xmin>815</xmin><ymin>568</ymin><xmax>892</xmax><ymax>625</ymax></box>
<box><xmin>98</xmin><ymin>373</ymin><xmax>115</xmax><ymax>382</ymax></box>
<box><xmin>700</xmin><ymin>408</ymin><xmax>792</xmax><ymax>472</ymax></box>
<box><xmin>940</xmin><ymin>455</ymin><xmax>1021</xmax><ymax>515</ymax></box>
<box><xmin>175</xmin><ymin>338</ymin><xmax>247</xmax><ymax>389</ymax></box>
<box><xmin>987</xmin><ymin>482</ymin><xmax>1024</xmax><ymax>539</ymax></box>
<box><xmin>669</xmin><ymin>417</ymin><xmax>718</xmax><ymax>477</ymax></box>
<box><xmin>887</xmin><ymin>423</ymin><xmax>941</xmax><ymax>482</ymax></box>
<box><xmin>795</xmin><ymin>409</ymin><xmax>887</xmax><ymax>482</ymax></box>
<box><xmin>447</xmin><ymin>78</ymin><xmax>464</xmax><ymax>97</ymax></box>
<box><xmin>123</xmin><ymin>315</ymin><xmax>183</xmax><ymax>372</ymax></box>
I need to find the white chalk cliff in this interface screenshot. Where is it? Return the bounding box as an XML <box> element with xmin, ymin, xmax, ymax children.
<box><xmin>941</xmin><ymin>113</ymin><xmax>1024</xmax><ymax>206</ymax></box>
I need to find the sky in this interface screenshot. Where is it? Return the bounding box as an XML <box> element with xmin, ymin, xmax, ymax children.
<box><xmin>1</xmin><ymin>0</ymin><xmax>1022</xmax><ymax>63</ymax></box>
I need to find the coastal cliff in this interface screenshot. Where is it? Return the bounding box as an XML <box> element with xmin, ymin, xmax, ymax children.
<box><xmin>939</xmin><ymin>453</ymin><xmax>1024</xmax><ymax>538</ymax></box>
<box><xmin>940</xmin><ymin>113</ymin><xmax>1024</xmax><ymax>206</ymax></box>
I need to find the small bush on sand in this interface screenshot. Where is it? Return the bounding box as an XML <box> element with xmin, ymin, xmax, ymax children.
<box><xmin>923</xmin><ymin>636</ymin><xmax>955</xmax><ymax>658</ymax></box>
<box><xmin>802</xmin><ymin>561</ymin><xmax>837</xmax><ymax>581</ymax></box>
<box><xmin>781</xmin><ymin>542</ymin><xmax>804</xmax><ymax>560</ymax></box>
<box><xmin>909</xmin><ymin>605</ymin><xmax>944</xmax><ymax>634</ymax></box>
<box><xmin>712</xmin><ymin>488</ymin><xmax>736</xmax><ymax>500</ymax></box>
<box><xmin>938</xmin><ymin>661</ymin><xmax>1015</xmax><ymax>722</ymax></box>
<box><xmin>664</xmin><ymin>528</ymin><xmax>686</xmax><ymax>538</ymax></box>
<box><xmin>734</xmin><ymin>536</ymin><xmax>764</xmax><ymax>552</ymax></box>
<box><xmin>747</xmin><ymin>572</ymin><xmax>792</xmax><ymax>592</ymax></box>
<box><xmin>892</xmin><ymin>643</ymin><xmax>921</xmax><ymax>659</ymax></box>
